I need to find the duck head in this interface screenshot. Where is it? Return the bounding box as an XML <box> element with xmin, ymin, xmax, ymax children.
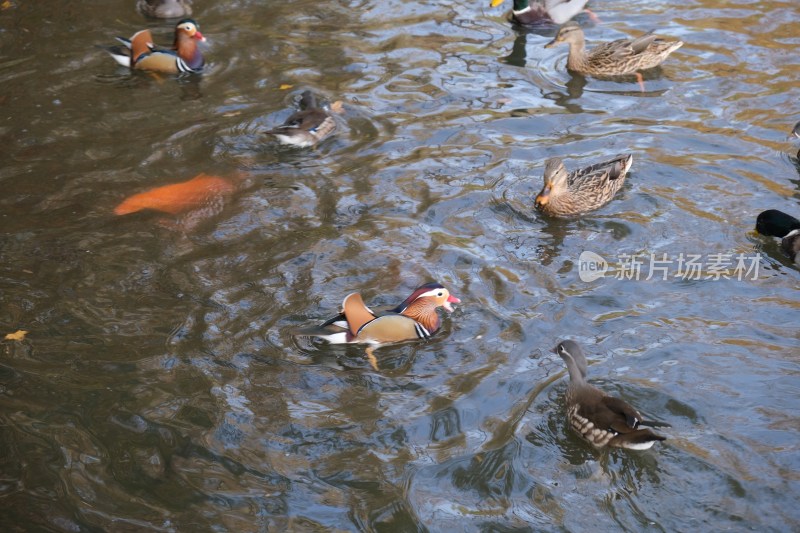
<box><xmin>392</xmin><ymin>282</ymin><xmax>460</xmax><ymax>314</ymax></box>
<box><xmin>174</xmin><ymin>18</ymin><xmax>205</xmax><ymax>43</ymax></box>
<box><xmin>544</xmin><ymin>21</ymin><xmax>584</xmax><ymax>48</ymax></box>
<box><xmin>554</xmin><ymin>340</ymin><xmax>589</xmax><ymax>383</ymax></box>
<box><xmin>535</xmin><ymin>157</ymin><xmax>568</xmax><ymax>209</ymax></box>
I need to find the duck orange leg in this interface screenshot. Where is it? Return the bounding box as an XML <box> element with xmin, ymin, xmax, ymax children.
<box><xmin>636</xmin><ymin>72</ymin><xmax>645</xmax><ymax>92</ymax></box>
<box><xmin>365</xmin><ymin>346</ymin><xmax>379</xmax><ymax>371</ymax></box>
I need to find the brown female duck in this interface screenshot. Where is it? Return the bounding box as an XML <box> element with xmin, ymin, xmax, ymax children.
<box><xmin>545</xmin><ymin>22</ymin><xmax>683</xmax><ymax>90</ymax></box>
<box><xmin>264</xmin><ymin>91</ymin><xmax>337</xmax><ymax>148</ymax></box>
<box><xmin>555</xmin><ymin>340</ymin><xmax>669</xmax><ymax>450</ymax></box>
<box><xmin>534</xmin><ymin>154</ymin><xmax>633</xmax><ymax>217</ymax></box>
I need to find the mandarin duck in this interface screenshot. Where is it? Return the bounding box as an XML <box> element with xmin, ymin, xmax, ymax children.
<box><xmin>137</xmin><ymin>0</ymin><xmax>192</xmax><ymax>19</ymax></box>
<box><xmin>555</xmin><ymin>340</ymin><xmax>669</xmax><ymax>450</ymax></box>
<box><xmin>264</xmin><ymin>90</ymin><xmax>337</xmax><ymax>148</ymax></box>
<box><xmin>534</xmin><ymin>154</ymin><xmax>632</xmax><ymax>217</ymax></box>
<box><xmin>545</xmin><ymin>22</ymin><xmax>683</xmax><ymax>90</ymax></box>
<box><xmin>105</xmin><ymin>18</ymin><xmax>205</xmax><ymax>74</ymax></box>
<box><xmin>756</xmin><ymin>210</ymin><xmax>800</xmax><ymax>265</ymax></box>
<box><xmin>490</xmin><ymin>0</ymin><xmax>592</xmax><ymax>26</ymax></box>
<box><xmin>297</xmin><ymin>282</ymin><xmax>460</xmax><ymax>369</ymax></box>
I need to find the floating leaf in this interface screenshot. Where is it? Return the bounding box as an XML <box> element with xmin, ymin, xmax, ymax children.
<box><xmin>5</xmin><ymin>330</ymin><xmax>27</xmax><ymax>341</ymax></box>
<box><xmin>279</xmin><ymin>84</ymin><xmax>293</xmax><ymax>90</ymax></box>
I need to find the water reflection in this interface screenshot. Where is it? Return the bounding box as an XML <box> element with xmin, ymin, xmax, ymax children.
<box><xmin>0</xmin><ymin>0</ymin><xmax>799</xmax><ymax>530</ymax></box>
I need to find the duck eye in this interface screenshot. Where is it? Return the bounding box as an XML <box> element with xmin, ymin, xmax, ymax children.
<box><xmin>437</xmin><ymin>292</ymin><xmax>443</xmax><ymax>297</ymax></box>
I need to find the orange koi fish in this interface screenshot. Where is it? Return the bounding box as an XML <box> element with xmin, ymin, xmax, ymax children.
<box><xmin>114</xmin><ymin>173</ymin><xmax>235</xmax><ymax>216</ymax></box>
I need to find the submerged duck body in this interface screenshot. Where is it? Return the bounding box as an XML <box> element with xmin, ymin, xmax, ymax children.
<box><xmin>264</xmin><ymin>91</ymin><xmax>337</xmax><ymax>148</ymax></box>
<box><xmin>555</xmin><ymin>340</ymin><xmax>669</xmax><ymax>450</ymax></box>
<box><xmin>534</xmin><ymin>154</ymin><xmax>633</xmax><ymax>217</ymax></box>
<box><xmin>756</xmin><ymin>210</ymin><xmax>800</xmax><ymax>265</ymax></box>
<box><xmin>105</xmin><ymin>18</ymin><xmax>205</xmax><ymax>74</ymax></box>
<box><xmin>137</xmin><ymin>0</ymin><xmax>193</xmax><ymax>19</ymax></box>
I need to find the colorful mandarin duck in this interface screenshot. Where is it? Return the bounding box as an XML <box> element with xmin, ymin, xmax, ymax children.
<box><xmin>264</xmin><ymin>90</ymin><xmax>337</xmax><ymax>148</ymax></box>
<box><xmin>297</xmin><ymin>283</ymin><xmax>461</xmax><ymax>369</ymax></box>
<box><xmin>544</xmin><ymin>22</ymin><xmax>683</xmax><ymax>91</ymax></box>
<box><xmin>105</xmin><ymin>18</ymin><xmax>205</xmax><ymax>74</ymax></box>
<box><xmin>490</xmin><ymin>0</ymin><xmax>592</xmax><ymax>26</ymax></box>
<box><xmin>756</xmin><ymin>210</ymin><xmax>800</xmax><ymax>265</ymax></box>
<box><xmin>137</xmin><ymin>0</ymin><xmax>193</xmax><ymax>19</ymax></box>
<box><xmin>555</xmin><ymin>340</ymin><xmax>669</xmax><ymax>450</ymax></box>
<box><xmin>114</xmin><ymin>173</ymin><xmax>235</xmax><ymax>216</ymax></box>
<box><xmin>534</xmin><ymin>154</ymin><xmax>633</xmax><ymax>217</ymax></box>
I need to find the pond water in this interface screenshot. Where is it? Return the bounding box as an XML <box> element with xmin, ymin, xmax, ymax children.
<box><xmin>1</xmin><ymin>0</ymin><xmax>799</xmax><ymax>531</ymax></box>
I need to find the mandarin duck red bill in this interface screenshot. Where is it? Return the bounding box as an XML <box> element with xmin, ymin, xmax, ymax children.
<box><xmin>264</xmin><ymin>90</ymin><xmax>337</xmax><ymax>147</ymax></box>
<box><xmin>296</xmin><ymin>283</ymin><xmax>460</xmax><ymax>369</ymax></box>
<box><xmin>556</xmin><ymin>340</ymin><xmax>669</xmax><ymax>450</ymax></box>
<box><xmin>105</xmin><ymin>18</ymin><xmax>205</xmax><ymax>74</ymax></box>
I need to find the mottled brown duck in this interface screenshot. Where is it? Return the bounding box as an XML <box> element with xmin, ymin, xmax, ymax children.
<box><xmin>534</xmin><ymin>154</ymin><xmax>633</xmax><ymax>217</ymax></box>
<box><xmin>545</xmin><ymin>22</ymin><xmax>683</xmax><ymax>90</ymax></box>
<box><xmin>555</xmin><ymin>340</ymin><xmax>669</xmax><ymax>450</ymax></box>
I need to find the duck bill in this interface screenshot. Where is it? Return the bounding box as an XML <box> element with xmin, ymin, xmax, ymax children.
<box><xmin>490</xmin><ymin>0</ymin><xmax>506</xmax><ymax>7</ymax></box>
<box><xmin>444</xmin><ymin>294</ymin><xmax>461</xmax><ymax>312</ymax></box>
<box><xmin>544</xmin><ymin>39</ymin><xmax>558</xmax><ymax>48</ymax></box>
<box><xmin>535</xmin><ymin>187</ymin><xmax>550</xmax><ymax>208</ymax></box>
<box><xmin>194</xmin><ymin>30</ymin><xmax>207</xmax><ymax>42</ymax></box>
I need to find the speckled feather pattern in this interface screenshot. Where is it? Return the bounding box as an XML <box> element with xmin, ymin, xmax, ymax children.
<box><xmin>550</xmin><ymin>22</ymin><xmax>683</xmax><ymax>77</ymax></box>
<box><xmin>538</xmin><ymin>154</ymin><xmax>632</xmax><ymax>216</ymax></box>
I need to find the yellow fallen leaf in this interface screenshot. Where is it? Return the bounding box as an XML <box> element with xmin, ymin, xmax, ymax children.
<box><xmin>5</xmin><ymin>330</ymin><xmax>27</xmax><ymax>341</ymax></box>
<box><xmin>330</xmin><ymin>100</ymin><xmax>344</xmax><ymax>114</ymax></box>
<box><xmin>1</xmin><ymin>2</ymin><xmax>13</xmax><ymax>11</ymax></box>
<box><xmin>279</xmin><ymin>84</ymin><xmax>293</xmax><ymax>90</ymax></box>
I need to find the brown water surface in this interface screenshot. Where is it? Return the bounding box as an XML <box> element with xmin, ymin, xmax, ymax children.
<box><xmin>1</xmin><ymin>0</ymin><xmax>799</xmax><ymax>531</ymax></box>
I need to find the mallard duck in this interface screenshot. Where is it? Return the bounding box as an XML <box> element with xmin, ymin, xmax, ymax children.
<box><xmin>264</xmin><ymin>91</ymin><xmax>337</xmax><ymax>148</ymax></box>
<box><xmin>295</xmin><ymin>283</ymin><xmax>460</xmax><ymax>369</ymax></box>
<box><xmin>555</xmin><ymin>340</ymin><xmax>669</xmax><ymax>450</ymax></box>
<box><xmin>544</xmin><ymin>22</ymin><xmax>683</xmax><ymax>90</ymax></box>
<box><xmin>534</xmin><ymin>154</ymin><xmax>633</xmax><ymax>217</ymax></box>
<box><xmin>137</xmin><ymin>0</ymin><xmax>192</xmax><ymax>19</ymax></box>
<box><xmin>105</xmin><ymin>18</ymin><xmax>205</xmax><ymax>74</ymax></box>
<box><xmin>490</xmin><ymin>0</ymin><xmax>591</xmax><ymax>26</ymax></box>
<box><xmin>756</xmin><ymin>210</ymin><xmax>800</xmax><ymax>265</ymax></box>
